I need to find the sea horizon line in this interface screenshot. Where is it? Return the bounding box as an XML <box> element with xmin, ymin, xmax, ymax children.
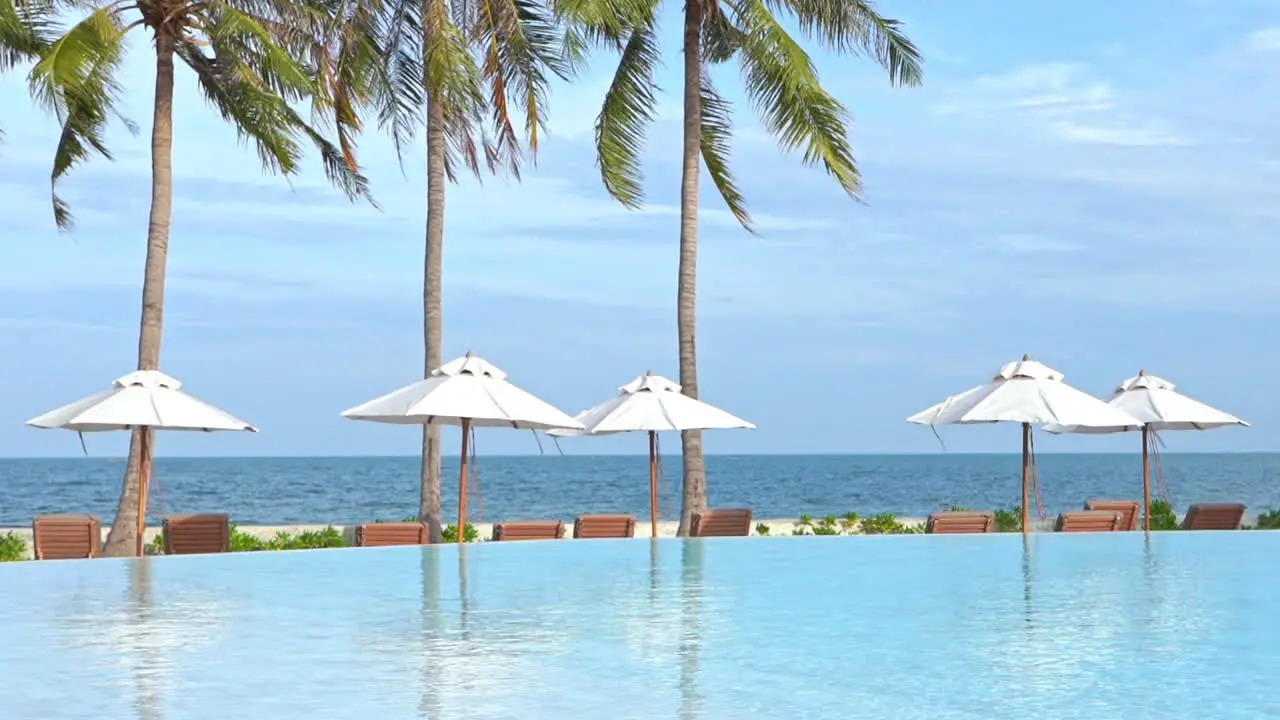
<box><xmin>2</xmin><ymin>450</ymin><xmax>1278</xmax><ymax>460</ymax></box>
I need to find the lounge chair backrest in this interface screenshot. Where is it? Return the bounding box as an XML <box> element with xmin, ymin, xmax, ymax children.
<box><xmin>32</xmin><ymin>514</ymin><xmax>102</xmax><ymax>560</ymax></box>
<box><xmin>163</xmin><ymin>514</ymin><xmax>231</xmax><ymax>555</ymax></box>
<box><xmin>1055</xmin><ymin>510</ymin><xmax>1122</xmax><ymax>533</ymax></box>
<box><xmin>357</xmin><ymin>522</ymin><xmax>428</xmax><ymax>547</ymax></box>
<box><xmin>1084</xmin><ymin>499</ymin><xmax>1139</xmax><ymax>530</ymax></box>
<box><xmin>573</xmin><ymin>514</ymin><xmax>636</xmax><ymax>539</ymax></box>
<box><xmin>493</xmin><ymin>520</ymin><xmax>566</xmax><ymax>541</ymax></box>
<box><xmin>1183</xmin><ymin>503</ymin><xmax>1246</xmax><ymax>530</ymax></box>
<box><xmin>925</xmin><ymin>511</ymin><xmax>994</xmax><ymax>534</ymax></box>
<box><xmin>690</xmin><ymin>509</ymin><xmax>753</xmax><ymax>537</ymax></box>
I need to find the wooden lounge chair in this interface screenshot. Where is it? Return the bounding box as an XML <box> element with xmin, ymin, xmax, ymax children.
<box><xmin>1055</xmin><ymin>510</ymin><xmax>1122</xmax><ymax>533</ymax></box>
<box><xmin>357</xmin><ymin>522</ymin><xmax>428</xmax><ymax>547</ymax></box>
<box><xmin>1084</xmin><ymin>499</ymin><xmax>1140</xmax><ymax>531</ymax></box>
<box><xmin>163</xmin><ymin>514</ymin><xmax>231</xmax><ymax>555</ymax></box>
<box><xmin>492</xmin><ymin>520</ymin><xmax>566</xmax><ymax>541</ymax></box>
<box><xmin>573</xmin><ymin>514</ymin><xmax>636</xmax><ymax>539</ymax></box>
<box><xmin>1182</xmin><ymin>503</ymin><xmax>1246</xmax><ymax>530</ymax></box>
<box><xmin>690</xmin><ymin>508</ymin><xmax>753</xmax><ymax>537</ymax></box>
<box><xmin>925</xmin><ymin>511</ymin><xmax>994</xmax><ymax>534</ymax></box>
<box><xmin>32</xmin><ymin>514</ymin><xmax>102</xmax><ymax>560</ymax></box>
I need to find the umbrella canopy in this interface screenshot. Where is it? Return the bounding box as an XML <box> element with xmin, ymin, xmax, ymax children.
<box><xmin>26</xmin><ymin>370</ymin><xmax>257</xmax><ymax>433</ymax></box>
<box><xmin>907</xmin><ymin>357</ymin><xmax>1141</xmax><ymax>429</ymax></box>
<box><xmin>1043</xmin><ymin>371</ymin><xmax>1248</xmax><ymax>434</ymax></box>
<box><xmin>549</xmin><ymin>373</ymin><xmax>754</xmax><ymax>436</ymax></box>
<box><xmin>341</xmin><ymin>354</ymin><xmax>583</xmax><ymax>431</ymax></box>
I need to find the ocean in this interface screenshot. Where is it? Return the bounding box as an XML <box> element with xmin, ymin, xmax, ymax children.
<box><xmin>2</xmin><ymin>453</ymin><xmax>1278</xmax><ymax>527</ymax></box>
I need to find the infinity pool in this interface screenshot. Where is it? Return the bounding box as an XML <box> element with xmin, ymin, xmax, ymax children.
<box><xmin>2</xmin><ymin>533</ymin><xmax>1278</xmax><ymax>719</ymax></box>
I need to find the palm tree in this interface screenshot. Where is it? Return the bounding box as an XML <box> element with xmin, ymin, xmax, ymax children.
<box><xmin>590</xmin><ymin>0</ymin><xmax>923</xmax><ymax>534</ymax></box>
<box><xmin>323</xmin><ymin>0</ymin><xmax>576</xmax><ymax>542</ymax></box>
<box><xmin>5</xmin><ymin>0</ymin><xmax>371</xmax><ymax>556</ymax></box>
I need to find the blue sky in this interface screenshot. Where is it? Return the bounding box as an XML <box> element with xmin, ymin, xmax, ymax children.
<box><xmin>1</xmin><ymin>0</ymin><xmax>1277</xmax><ymax>457</ymax></box>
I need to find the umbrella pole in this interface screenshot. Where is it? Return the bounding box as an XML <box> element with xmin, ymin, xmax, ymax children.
<box><xmin>457</xmin><ymin>418</ymin><xmax>471</xmax><ymax>543</ymax></box>
<box><xmin>136</xmin><ymin>428</ymin><xmax>151</xmax><ymax>557</ymax></box>
<box><xmin>1142</xmin><ymin>426</ymin><xmax>1151</xmax><ymax>533</ymax></box>
<box><xmin>649</xmin><ymin>431</ymin><xmax>659</xmax><ymax>539</ymax></box>
<box><xmin>1021</xmin><ymin>422</ymin><xmax>1031</xmax><ymax>536</ymax></box>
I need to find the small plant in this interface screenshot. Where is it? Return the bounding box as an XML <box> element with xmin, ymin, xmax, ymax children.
<box><xmin>859</xmin><ymin>512</ymin><xmax>920</xmax><ymax>535</ymax></box>
<box><xmin>947</xmin><ymin>505</ymin><xmax>973</xmax><ymax>512</ymax></box>
<box><xmin>840</xmin><ymin>512</ymin><xmax>861</xmax><ymax>534</ymax></box>
<box><xmin>0</xmin><ymin>532</ymin><xmax>26</xmax><ymax>562</ymax></box>
<box><xmin>993</xmin><ymin>506</ymin><xmax>1023</xmax><ymax>533</ymax></box>
<box><xmin>754</xmin><ymin>523</ymin><xmax>771</xmax><ymax>536</ymax></box>
<box><xmin>1254</xmin><ymin>508</ymin><xmax>1280</xmax><ymax>530</ymax></box>
<box><xmin>442</xmin><ymin>523</ymin><xmax>480</xmax><ymax>543</ymax></box>
<box><xmin>1145</xmin><ymin>501</ymin><xmax>1180</xmax><ymax>531</ymax></box>
<box><xmin>811</xmin><ymin>515</ymin><xmax>843</xmax><ymax>536</ymax></box>
<box><xmin>792</xmin><ymin>514</ymin><xmax>816</xmax><ymax>536</ymax></box>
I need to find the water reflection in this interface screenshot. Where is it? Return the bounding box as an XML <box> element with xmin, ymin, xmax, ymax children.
<box><xmin>679</xmin><ymin>540</ymin><xmax>705</xmax><ymax>720</ymax></box>
<box><xmin>57</xmin><ymin>558</ymin><xmax>230</xmax><ymax>720</ymax></box>
<box><xmin>418</xmin><ymin>548</ymin><xmax>441</xmax><ymax>720</ymax></box>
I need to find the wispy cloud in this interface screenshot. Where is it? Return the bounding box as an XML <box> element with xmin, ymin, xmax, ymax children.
<box><xmin>939</xmin><ymin>62</ymin><xmax>1191</xmax><ymax>147</ymax></box>
<box><xmin>1247</xmin><ymin>27</ymin><xmax>1280</xmax><ymax>52</ymax></box>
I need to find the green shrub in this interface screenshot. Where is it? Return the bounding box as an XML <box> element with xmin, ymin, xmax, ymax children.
<box><xmin>1254</xmin><ymin>508</ymin><xmax>1280</xmax><ymax>530</ymax></box>
<box><xmin>859</xmin><ymin>512</ymin><xmax>921</xmax><ymax>535</ymax></box>
<box><xmin>792</xmin><ymin>514</ymin><xmax>816</xmax><ymax>536</ymax></box>
<box><xmin>993</xmin><ymin>507</ymin><xmax>1023</xmax><ymax>533</ymax></box>
<box><xmin>149</xmin><ymin>525</ymin><xmax>349</xmax><ymax>554</ymax></box>
<box><xmin>442</xmin><ymin>523</ymin><xmax>479</xmax><ymax>543</ymax></box>
<box><xmin>0</xmin><ymin>532</ymin><xmax>26</xmax><ymax>562</ymax></box>
<box><xmin>754</xmin><ymin>523</ymin><xmax>771</xmax><ymax>536</ymax></box>
<box><xmin>1146</xmin><ymin>501</ymin><xmax>1180</xmax><ymax>531</ymax></box>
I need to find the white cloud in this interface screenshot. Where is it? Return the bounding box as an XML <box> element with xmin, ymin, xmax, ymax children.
<box><xmin>979</xmin><ymin>234</ymin><xmax>1081</xmax><ymax>254</ymax></box>
<box><xmin>940</xmin><ymin>62</ymin><xmax>1190</xmax><ymax>147</ymax></box>
<box><xmin>1051</xmin><ymin>121</ymin><xmax>1190</xmax><ymax>147</ymax></box>
<box><xmin>1247</xmin><ymin>28</ymin><xmax>1280</xmax><ymax>52</ymax></box>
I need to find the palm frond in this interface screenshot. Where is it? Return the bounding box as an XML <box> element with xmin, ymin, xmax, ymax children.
<box><xmin>593</xmin><ymin>17</ymin><xmax>657</xmax><ymax>208</ymax></box>
<box><xmin>370</xmin><ymin>0</ymin><xmax>425</xmax><ymax>165</ymax></box>
<box><xmin>27</xmin><ymin>7</ymin><xmax>127</xmax><ymax>229</ymax></box>
<box><xmin>1</xmin><ymin>0</ymin><xmax>56</xmax><ymax>70</ymax></box>
<box><xmin>423</xmin><ymin>0</ymin><xmax>486</xmax><ymax>180</ymax></box>
<box><xmin>699</xmin><ymin>72</ymin><xmax>750</xmax><ymax>231</ymax></box>
<box><xmin>551</xmin><ymin>0</ymin><xmax>656</xmax><ymax>43</ymax></box>
<box><xmin>763</xmin><ymin>0</ymin><xmax>922</xmax><ymax>86</ymax></box>
<box><xmin>726</xmin><ymin>0</ymin><xmax>862</xmax><ymax>199</ymax></box>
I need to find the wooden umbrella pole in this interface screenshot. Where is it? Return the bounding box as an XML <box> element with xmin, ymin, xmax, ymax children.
<box><xmin>1021</xmin><ymin>422</ymin><xmax>1031</xmax><ymax>536</ymax></box>
<box><xmin>457</xmin><ymin>418</ymin><xmax>471</xmax><ymax>543</ymax></box>
<box><xmin>136</xmin><ymin>428</ymin><xmax>151</xmax><ymax>557</ymax></box>
<box><xmin>648</xmin><ymin>431</ymin><xmax>659</xmax><ymax>539</ymax></box>
<box><xmin>1142</xmin><ymin>425</ymin><xmax>1151</xmax><ymax>533</ymax></box>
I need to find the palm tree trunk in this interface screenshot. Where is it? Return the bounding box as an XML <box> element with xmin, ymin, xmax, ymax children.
<box><xmin>418</xmin><ymin>87</ymin><xmax>446</xmax><ymax>544</ymax></box>
<box><xmin>676</xmin><ymin>0</ymin><xmax>706</xmax><ymax>538</ymax></box>
<box><xmin>103</xmin><ymin>32</ymin><xmax>176</xmax><ymax>557</ymax></box>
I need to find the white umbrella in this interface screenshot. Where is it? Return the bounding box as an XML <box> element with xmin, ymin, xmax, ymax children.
<box><xmin>341</xmin><ymin>353</ymin><xmax>584</xmax><ymax>536</ymax></box>
<box><xmin>26</xmin><ymin>370</ymin><xmax>257</xmax><ymax>555</ymax></box>
<box><xmin>1044</xmin><ymin>369</ymin><xmax>1248</xmax><ymax>530</ymax></box>
<box><xmin>548</xmin><ymin>371</ymin><xmax>754</xmax><ymax>537</ymax></box>
<box><xmin>907</xmin><ymin>355</ymin><xmax>1141</xmax><ymax>534</ymax></box>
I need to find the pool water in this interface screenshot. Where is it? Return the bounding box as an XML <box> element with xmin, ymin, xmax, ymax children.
<box><xmin>2</xmin><ymin>533</ymin><xmax>1278</xmax><ymax>719</ymax></box>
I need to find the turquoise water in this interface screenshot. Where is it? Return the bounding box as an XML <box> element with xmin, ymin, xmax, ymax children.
<box><xmin>3</xmin><ymin>453</ymin><xmax>1279</xmax><ymax>525</ymax></box>
<box><xmin>3</xmin><ymin>533</ymin><xmax>1279</xmax><ymax>718</ymax></box>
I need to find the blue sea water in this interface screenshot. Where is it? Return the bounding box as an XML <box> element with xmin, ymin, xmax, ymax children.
<box><xmin>2</xmin><ymin>533</ymin><xmax>1278</xmax><ymax>719</ymax></box>
<box><xmin>2</xmin><ymin>453</ymin><xmax>1278</xmax><ymax>526</ymax></box>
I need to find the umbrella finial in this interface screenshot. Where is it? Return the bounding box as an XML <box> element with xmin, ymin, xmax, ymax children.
<box><xmin>1022</xmin><ymin>353</ymin><xmax>1032</xmax><ymax>361</ymax></box>
<box><xmin>465</xmin><ymin>350</ymin><xmax>473</xmax><ymax>358</ymax></box>
<box><xmin>646</xmin><ymin>369</ymin><xmax>653</xmax><ymax>376</ymax></box>
<box><xmin>1139</xmin><ymin>368</ymin><xmax>1147</xmax><ymax>376</ymax></box>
